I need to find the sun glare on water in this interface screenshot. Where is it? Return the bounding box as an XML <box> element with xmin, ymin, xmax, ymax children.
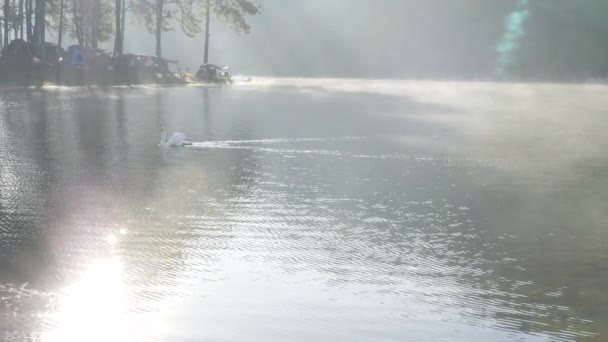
<box><xmin>42</xmin><ymin>258</ymin><xmax>132</xmax><ymax>342</ymax></box>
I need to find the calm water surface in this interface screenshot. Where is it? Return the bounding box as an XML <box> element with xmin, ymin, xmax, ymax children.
<box><xmin>1</xmin><ymin>79</ymin><xmax>607</xmax><ymax>341</ymax></box>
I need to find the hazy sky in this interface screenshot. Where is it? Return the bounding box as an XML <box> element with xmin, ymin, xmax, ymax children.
<box><xmin>117</xmin><ymin>0</ymin><xmax>608</xmax><ymax>79</ymax></box>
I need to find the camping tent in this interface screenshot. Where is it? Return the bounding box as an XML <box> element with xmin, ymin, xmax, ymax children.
<box><xmin>67</xmin><ymin>45</ymin><xmax>87</xmax><ymax>66</ymax></box>
<box><xmin>0</xmin><ymin>39</ymin><xmax>35</xmax><ymax>64</ymax></box>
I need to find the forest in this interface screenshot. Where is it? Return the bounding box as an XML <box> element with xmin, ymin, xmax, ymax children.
<box><xmin>0</xmin><ymin>0</ymin><xmax>259</xmax><ymax>61</ymax></box>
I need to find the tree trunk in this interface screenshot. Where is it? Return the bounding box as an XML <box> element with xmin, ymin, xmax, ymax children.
<box><xmin>18</xmin><ymin>0</ymin><xmax>23</xmax><ymax>39</ymax></box>
<box><xmin>155</xmin><ymin>0</ymin><xmax>162</xmax><ymax>57</ymax></box>
<box><xmin>91</xmin><ymin>0</ymin><xmax>98</xmax><ymax>48</ymax></box>
<box><xmin>0</xmin><ymin>24</ymin><xmax>3</xmax><ymax>50</ymax></box>
<box><xmin>39</xmin><ymin>0</ymin><xmax>45</xmax><ymax>48</ymax></box>
<box><xmin>203</xmin><ymin>0</ymin><xmax>210</xmax><ymax>63</ymax></box>
<box><xmin>32</xmin><ymin>0</ymin><xmax>37</xmax><ymax>44</ymax></box>
<box><xmin>73</xmin><ymin>0</ymin><xmax>83</xmax><ymax>46</ymax></box>
<box><xmin>13</xmin><ymin>0</ymin><xmax>18</xmax><ymax>38</ymax></box>
<box><xmin>56</xmin><ymin>0</ymin><xmax>64</xmax><ymax>83</ymax></box>
<box><xmin>120</xmin><ymin>0</ymin><xmax>125</xmax><ymax>44</ymax></box>
<box><xmin>34</xmin><ymin>0</ymin><xmax>45</xmax><ymax>60</ymax></box>
<box><xmin>57</xmin><ymin>0</ymin><xmax>64</xmax><ymax>47</ymax></box>
<box><xmin>3</xmin><ymin>0</ymin><xmax>9</xmax><ymax>47</ymax></box>
<box><xmin>120</xmin><ymin>0</ymin><xmax>125</xmax><ymax>55</ymax></box>
<box><xmin>26</xmin><ymin>0</ymin><xmax>32</xmax><ymax>42</ymax></box>
<box><xmin>113</xmin><ymin>0</ymin><xmax>121</xmax><ymax>57</ymax></box>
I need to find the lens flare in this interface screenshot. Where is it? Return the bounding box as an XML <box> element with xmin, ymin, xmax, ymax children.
<box><xmin>495</xmin><ymin>0</ymin><xmax>530</xmax><ymax>77</ymax></box>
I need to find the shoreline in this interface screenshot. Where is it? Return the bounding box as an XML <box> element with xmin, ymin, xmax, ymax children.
<box><xmin>0</xmin><ymin>63</ymin><xmax>203</xmax><ymax>89</ymax></box>
<box><xmin>3</xmin><ymin>74</ymin><xmax>606</xmax><ymax>91</ymax></box>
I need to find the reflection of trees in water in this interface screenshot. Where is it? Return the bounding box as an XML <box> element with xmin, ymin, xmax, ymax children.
<box><xmin>100</xmin><ymin>87</ymin><xmax>264</xmax><ymax>316</ymax></box>
<box><xmin>202</xmin><ymin>88</ymin><xmax>212</xmax><ymax>140</ymax></box>
<box><xmin>0</xmin><ymin>91</ymin><xmax>57</xmax><ymax>283</ymax></box>
<box><xmin>0</xmin><ymin>87</ymin><xmax>265</xmax><ymax>334</ymax></box>
<box><xmin>0</xmin><ymin>84</ymin><xmax>606</xmax><ymax>340</ymax></box>
<box><xmin>0</xmin><ymin>91</ymin><xmax>60</xmax><ymax>339</ymax></box>
<box><xmin>75</xmin><ymin>90</ymin><xmax>111</xmax><ymax>176</ymax></box>
<box><xmin>0</xmin><ymin>88</ymin><xmax>232</xmax><ymax>337</ymax></box>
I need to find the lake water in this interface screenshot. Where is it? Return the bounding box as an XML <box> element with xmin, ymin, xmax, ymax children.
<box><xmin>1</xmin><ymin>79</ymin><xmax>607</xmax><ymax>342</ymax></box>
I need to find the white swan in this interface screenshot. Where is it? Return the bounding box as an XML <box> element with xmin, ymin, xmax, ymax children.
<box><xmin>160</xmin><ymin>128</ymin><xmax>192</xmax><ymax>146</ymax></box>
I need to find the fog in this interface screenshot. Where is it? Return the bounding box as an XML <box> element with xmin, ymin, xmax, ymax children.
<box><xmin>116</xmin><ymin>0</ymin><xmax>608</xmax><ymax>80</ymax></box>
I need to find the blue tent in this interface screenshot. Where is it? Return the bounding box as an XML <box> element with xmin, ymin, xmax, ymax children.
<box><xmin>67</xmin><ymin>45</ymin><xmax>87</xmax><ymax>66</ymax></box>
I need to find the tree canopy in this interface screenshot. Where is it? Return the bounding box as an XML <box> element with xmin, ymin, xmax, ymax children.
<box><xmin>1</xmin><ymin>0</ymin><xmax>260</xmax><ymax>59</ymax></box>
<box><xmin>130</xmin><ymin>0</ymin><xmax>260</xmax><ymax>56</ymax></box>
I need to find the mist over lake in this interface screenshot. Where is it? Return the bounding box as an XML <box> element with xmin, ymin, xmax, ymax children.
<box><xmin>1</xmin><ymin>79</ymin><xmax>607</xmax><ymax>341</ymax></box>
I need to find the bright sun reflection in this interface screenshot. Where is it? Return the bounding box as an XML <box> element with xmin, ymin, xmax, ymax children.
<box><xmin>42</xmin><ymin>258</ymin><xmax>132</xmax><ymax>342</ymax></box>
